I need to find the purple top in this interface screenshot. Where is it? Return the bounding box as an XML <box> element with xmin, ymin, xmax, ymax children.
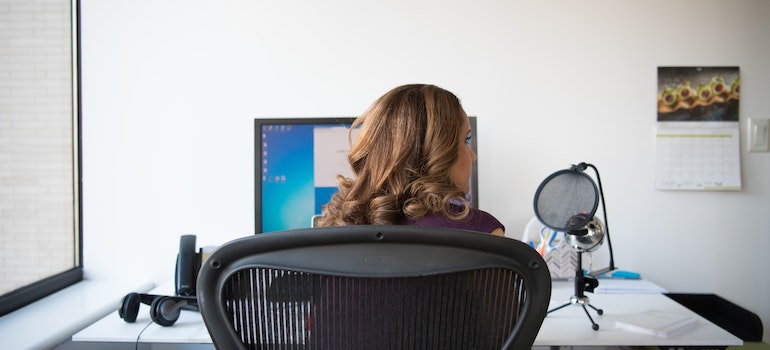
<box><xmin>401</xmin><ymin>204</ymin><xmax>504</xmax><ymax>234</ymax></box>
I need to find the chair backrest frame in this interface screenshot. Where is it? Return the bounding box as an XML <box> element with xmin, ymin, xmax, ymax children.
<box><xmin>197</xmin><ymin>225</ymin><xmax>551</xmax><ymax>350</ymax></box>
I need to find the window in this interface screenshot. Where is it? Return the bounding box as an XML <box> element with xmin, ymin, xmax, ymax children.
<box><xmin>0</xmin><ymin>0</ymin><xmax>81</xmax><ymax>316</ymax></box>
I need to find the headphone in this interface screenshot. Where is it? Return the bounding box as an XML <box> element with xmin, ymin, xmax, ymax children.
<box><xmin>119</xmin><ymin>235</ymin><xmax>202</xmax><ymax>326</ymax></box>
<box><xmin>118</xmin><ymin>292</ymin><xmax>198</xmax><ymax>327</ymax></box>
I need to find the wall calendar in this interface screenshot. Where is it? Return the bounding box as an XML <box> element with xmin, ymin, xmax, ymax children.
<box><xmin>655</xmin><ymin>67</ymin><xmax>741</xmax><ymax>191</ymax></box>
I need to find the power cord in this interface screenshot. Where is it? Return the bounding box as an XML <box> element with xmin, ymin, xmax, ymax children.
<box><xmin>135</xmin><ymin>320</ymin><xmax>153</xmax><ymax>350</ymax></box>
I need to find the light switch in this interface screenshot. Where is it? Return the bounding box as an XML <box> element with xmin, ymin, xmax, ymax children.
<box><xmin>748</xmin><ymin>118</ymin><xmax>770</xmax><ymax>152</ymax></box>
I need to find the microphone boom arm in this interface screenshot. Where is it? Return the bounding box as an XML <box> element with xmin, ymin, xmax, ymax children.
<box><xmin>583</xmin><ymin>163</ymin><xmax>616</xmax><ymax>276</ymax></box>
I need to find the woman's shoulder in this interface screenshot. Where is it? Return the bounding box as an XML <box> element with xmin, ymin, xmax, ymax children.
<box><xmin>464</xmin><ymin>206</ymin><xmax>505</xmax><ymax>232</ymax></box>
<box><xmin>404</xmin><ymin>204</ymin><xmax>505</xmax><ymax>234</ymax></box>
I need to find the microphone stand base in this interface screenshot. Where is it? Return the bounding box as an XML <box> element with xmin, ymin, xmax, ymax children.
<box><xmin>548</xmin><ymin>296</ymin><xmax>604</xmax><ymax>330</ymax></box>
<box><xmin>548</xmin><ymin>252</ymin><xmax>605</xmax><ymax>331</ymax></box>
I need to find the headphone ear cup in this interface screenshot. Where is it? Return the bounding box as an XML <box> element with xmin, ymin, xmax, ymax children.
<box><xmin>119</xmin><ymin>293</ymin><xmax>141</xmax><ymax>323</ymax></box>
<box><xmin>150</xmin><ymin>296</ymin><xmax>182</xmax><ymax>327</ymax></box>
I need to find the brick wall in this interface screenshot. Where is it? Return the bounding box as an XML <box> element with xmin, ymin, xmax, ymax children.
<box><xmin>0</xmin><ymin>0</ymin><xmax>76</xmax><ymax>295</ymax></box>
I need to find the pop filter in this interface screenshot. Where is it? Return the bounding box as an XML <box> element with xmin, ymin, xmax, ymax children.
<box><xmin>533</xmin><ymin>163</ymin><xmax>599</xmax><ymax>233</ymax></box>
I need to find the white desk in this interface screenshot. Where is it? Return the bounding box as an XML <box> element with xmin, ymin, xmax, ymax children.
<box><xmin>538</xmin><ymin>281</ymin><xmax>742</xmax><ymax>348</ymax></box>
<box><xmin>72</xmin><ymin>280</ymin><xmax>743</xmax><ymax>349</ymax></box>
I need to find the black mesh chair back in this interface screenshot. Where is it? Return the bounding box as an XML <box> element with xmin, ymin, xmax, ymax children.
<box><xmin>197</xmin><ymin>225</ymin><xmax>551</xmax><ymax>350</ymax></box>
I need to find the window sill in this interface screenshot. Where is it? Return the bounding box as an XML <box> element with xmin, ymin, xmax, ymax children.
<box><xmin>0</xmin><ymin>279</ymin><xmax>153</xmax><ymax>350</ymax></box>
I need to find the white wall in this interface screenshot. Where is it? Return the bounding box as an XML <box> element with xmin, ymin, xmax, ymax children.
<box><xmin>81</xmin><ymin>0</ymin><xmax>770</xmax><ymax>340</ymax></box>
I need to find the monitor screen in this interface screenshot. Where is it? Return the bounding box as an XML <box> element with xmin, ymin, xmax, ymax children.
<box><xmin>254</xmin><ymin>117</ymin><xmax>478</xmax><ymax>233</ymax></box>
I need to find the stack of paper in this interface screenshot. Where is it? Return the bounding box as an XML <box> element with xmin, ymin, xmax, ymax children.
<box><xmin>594</xmin><ymin>279</ymin><xmax>668</xmax><ymax>294</ymax></box>
<box><xmin>615</xmin><ymin>309</ymin><xmax>699</xmax><ymax>338</ymax></box>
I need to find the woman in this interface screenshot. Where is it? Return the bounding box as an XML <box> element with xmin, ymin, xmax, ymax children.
<box><xmin>317</xmin><ymin>84</ymin><xmax>504</xmax><ymax>236</ymax></box>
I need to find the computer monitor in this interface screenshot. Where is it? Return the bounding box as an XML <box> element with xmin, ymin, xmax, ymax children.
<box><xmin>254</xmin><ymin>117</ymin><xmax>478</xmax><ymax>233</ymax></box>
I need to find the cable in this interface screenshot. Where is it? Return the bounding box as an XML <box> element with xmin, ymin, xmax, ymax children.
<box><xmin>135</xmin><ymin>320</ymin><xmax>153</xmax><ymax>350</ymax></box>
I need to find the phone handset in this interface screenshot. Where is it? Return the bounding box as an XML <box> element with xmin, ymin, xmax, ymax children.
<box><xmin>175</xmin><ymin>234</ymin><xmax>200</xmax><ymax>297</ymax></box>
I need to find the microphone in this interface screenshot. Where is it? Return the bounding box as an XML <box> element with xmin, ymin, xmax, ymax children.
<box><xmin>565</xmin><ymin>213</ymin><xmax>591</xmax><ymax>235</ymax></box>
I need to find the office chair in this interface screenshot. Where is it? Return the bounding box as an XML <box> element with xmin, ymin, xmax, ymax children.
<box><xmin>197</xmin><ymin>225</ymin><xmax>551</xmax><ymax>350</ymax></box>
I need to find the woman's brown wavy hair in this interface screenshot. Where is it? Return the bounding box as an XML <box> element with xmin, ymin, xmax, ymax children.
<box><xmin>317</xmin><ymin>84</ymin><xmax>471</xmax><ymax>226</ymax></box>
